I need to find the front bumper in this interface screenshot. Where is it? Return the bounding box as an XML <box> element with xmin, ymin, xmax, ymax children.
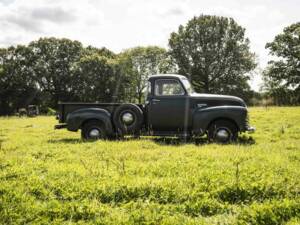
<box><xmin>246</xmin><ymin>126</ymin><xmax>255</xmax><ymax>133</ymax></box>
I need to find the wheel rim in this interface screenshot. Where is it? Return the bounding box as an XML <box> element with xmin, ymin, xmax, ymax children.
<box><xmin>88</xmin><ymin>128</ymin><xmax>101</xmax><ymax>139</ymax></box>
<box><xmin>215</xmin><ymin>127</ymin><xmax>231</xmax><ymax>142</ymax></box>
<box><xmin>121</xmin><ymin>112</ymin><xmax>134</xmax><ymax>125</ymax></box>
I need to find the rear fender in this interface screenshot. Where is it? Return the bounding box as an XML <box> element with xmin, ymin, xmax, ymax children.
<box><xmin>66</xmin><ymin>108</ymin><xmax>113</xmax><ymax>135</ymax></box>
<box><xmin>192</xmin><ymin>106</ymin><xmax>247</xmax><ymax>135</ymax></box>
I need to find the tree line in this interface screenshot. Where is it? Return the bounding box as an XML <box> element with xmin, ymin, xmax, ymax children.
<box><xmin>0</xmin><ymin>15</ymin><xmax>299</xmax><ymax>115</ymax></box>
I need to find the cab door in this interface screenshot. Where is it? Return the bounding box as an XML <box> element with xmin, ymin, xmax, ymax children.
<box><xmin>147</xmin><ymin>78</ymin><xmax>189</xmax><ymax>132</ymax></box>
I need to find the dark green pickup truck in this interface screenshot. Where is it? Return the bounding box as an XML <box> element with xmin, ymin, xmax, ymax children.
<box><xmin>55</xmin><ymin>74</ymin><xmax>255</xmax><ymax>143</ymax></box>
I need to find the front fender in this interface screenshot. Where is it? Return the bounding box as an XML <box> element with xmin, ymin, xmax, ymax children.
<box><xmin>66</xmin><ymin>108</ymin><xmax>113</xmax><ymax>135</ymax></box>
<box><xmin>192</xmin><ymin>106</ymin><xmax>248</xmax><ymax>134</ymax></box>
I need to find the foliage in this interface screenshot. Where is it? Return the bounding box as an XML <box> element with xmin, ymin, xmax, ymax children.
<box><xmin>83</xmin><ymin>46</ymin><xmax>116</xmax><ymax>59</ymax></box>
<box><xmin>0</xmin><ymin>39</ymin><xmax>173</xmax><ymax>114</ymax></box>
<box><xmin>1</xmin><ymin>18</ymin><xmax>300</xmax><ymax>114</ymax></box>
<box><xmin>263</xmin><ymin>22</ymin><xmax>300</xmax><ymax>105</ymax></box>
<box><xmin>0</xmin><ymin>46</ymin><xmax>37</xmax><ymax>115</ymax></box>
<box><xmin>46</xmin><ymin>107</ymin><xmax>57</xmax><ymax>116</ymax></box>
<box><xmin>168</xmin><ymin>15</ymin><xmax>256</xmax><ymax>102</ymax></box>
<box><xmin>73</xmin><ymin>54</ymin><xmax>118</xmax><ymax>102</ymax></box>
<box><xmin>0</xmin><ymin>107</ymin><xmax>299</xmax><ymax>224</ymax></box>
<box><xmin>28</xmin><ymin>38</ymin><xmax>83</xmax><ymax>107</ymax></box>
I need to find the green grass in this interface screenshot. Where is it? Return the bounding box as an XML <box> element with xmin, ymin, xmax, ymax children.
<box><xmin>0</xmin><ymin>107</ymin><xmax>300</xmax><ymax>225</ymax></box>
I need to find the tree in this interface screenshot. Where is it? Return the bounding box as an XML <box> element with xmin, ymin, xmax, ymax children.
<box><xmin>29</xmin><ymin>37</ymin><xmax>83</xmax><ymax>108</ymax></box>
<box><xmin>263</xmin><ymin>22</ymin><xmax>300</xmax><ymax>105</ymax></box>
<box><xmin>168</xmin><ymin>15</ymin><xmax>256</xmax><ymax>100</ymax></box>
<box><xmin>73</xmin><ymin>54</ymin><xmax>117</xmax><ymax>102</ymax></box>
<box><xmin>84</xmin><ymin>46</ymin><xmax>116</xmax><ymax>59</ymax></box>
<box><xmin>0</xmin><ymin>46</ymin><xmax>38</xmax><ymax>115</ymax></box>
<box><xmin>118</xmin><ymin>46</ymin><xmax>176</xmax><ymax>103</ymax></box>
<box><xmin>0</xmin><ymin>38</ymin><xmax>122</xmax><ymax>114</ymax></box>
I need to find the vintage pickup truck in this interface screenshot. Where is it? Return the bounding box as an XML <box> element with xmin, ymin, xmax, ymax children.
<box><xmin>55</xmin><ymin>74</ymin><xmax>255</xmax><ymax>143</ymax></box>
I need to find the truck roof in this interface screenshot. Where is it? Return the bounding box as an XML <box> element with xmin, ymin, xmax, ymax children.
<box><xmin>148</xmin><ymin>74</ymin><xmax>187</xmax><ymax>80</ymax></box>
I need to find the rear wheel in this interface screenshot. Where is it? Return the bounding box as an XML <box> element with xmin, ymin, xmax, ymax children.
<box><xmin>207</xmin><ymin>120</ymin><xmax>238</xmax><ymax>143</ymax></box>
<box><xmin>81</xmin><ymin>120</ymin><xmax>106</xmax><ymax>140</ymax></box>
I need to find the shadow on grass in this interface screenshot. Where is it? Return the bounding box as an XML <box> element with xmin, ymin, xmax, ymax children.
<box><xmin>152</xmin><ymin>135</ymin><xmax>255</xmax><ymax>146</ymax></box>
<box><xmin>48</xmin><ymin>138</ymin><xmax>84</xmax><ymax>144</ymax></box>
<box><xmin>48</xmin><ymin>135</ymin><xmax>255</xmax><ymax>146</ymax></box>
<box><xmin>152</xmin><ymin>137</ymin><xmax>208</xmax><ymax>146</ymax></box>
<box><xmin>237</xmin><ymin>135</ymin><xmax>256</xmax><ymax>145</ymax></box>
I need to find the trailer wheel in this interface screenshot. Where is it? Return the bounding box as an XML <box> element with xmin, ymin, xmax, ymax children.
<box><xmin>81</xmin><ymin>120</ymin><xmax>107</xmax><ymax>140</ymax></box>
<box><xmin>207</xmin><ymin>119</ymin><xmax>238</xmax><ymax>143</ymax></box>
<box><xmin>113</xmin><ymin>104</ymin><xmax>143</xmax><ymax>135</ymax></box>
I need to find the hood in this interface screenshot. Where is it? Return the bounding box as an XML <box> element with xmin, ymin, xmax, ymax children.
<box><xmin>190</xmin><ymin>93</ymin><xmax>246</xmax><ymax>107</ymax></box>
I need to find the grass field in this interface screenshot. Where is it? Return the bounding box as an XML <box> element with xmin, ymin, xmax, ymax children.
<box><xmin>0</xmin><ymin>107</ymin><xmax>300</xmax><ymax>225</ymax></box>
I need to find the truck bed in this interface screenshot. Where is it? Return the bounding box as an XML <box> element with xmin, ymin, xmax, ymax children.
<box><xmin>57</xmin><ymin>102</ymin><xmax>144</xmax><ymax>123</ymax></box>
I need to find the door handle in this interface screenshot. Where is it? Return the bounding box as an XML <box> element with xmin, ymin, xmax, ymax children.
<box><xmin>152</xmin><ymin>99</ymin><xmax>160</xmax><ymax>103</ymax></box>
<box><xmin>197</xmin><ymin>103</ymin><xmax>207</xmax><ymax>108</ymax></box>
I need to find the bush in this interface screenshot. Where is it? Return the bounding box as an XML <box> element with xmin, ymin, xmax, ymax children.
<box><xmin>47</xmin><ymin>107</ymin><xmax>56</xmax><ymax>116</ymax></box>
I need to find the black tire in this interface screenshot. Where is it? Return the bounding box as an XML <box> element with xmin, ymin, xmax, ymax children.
<box><xmin>207</xmin><ymin>119</ymin><xmax>238</xmax><ymax>143</ymax></box>
<box><xmin>81</xmin><ymin>120</ymin><xmax>107</xmax><ymax>140</ymax></box>
<box><xmin>113</xmin><ymin>104</ymin><xmax>143</xmax><ymax>135</ymax></box>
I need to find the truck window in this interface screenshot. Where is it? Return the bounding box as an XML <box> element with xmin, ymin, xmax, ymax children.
<box><xmin>144</xmin><ymin>81</ymin><xmax>152</xmax><ymax>103</ymax></box>
<box><xmin>181</xmin><ymin>78</ymin><xmax>194</xmax><ymax>94</ymax></box>
<box><xmin>147</xmin><ymin>81</ymin><xmax>151</xmax><ymax>96</ymax></box>
<box><xmin>155</xmin><ymin>79</ymin><xmax>185</xmax><ymax>96</ymax></box>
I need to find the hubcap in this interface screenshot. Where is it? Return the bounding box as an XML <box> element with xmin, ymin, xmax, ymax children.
<box><xmin>122</xmin><ymin>112</ymin><xmax>134</xmax><ymax>125</ymax></box>
<box><xmin>89</xmin><ymin>128</ymin><xmax>101</xmax><ymax>138</ymax></box>
<box><xmin>215</xmin><ymin>128</ymin><xmax>230</xmax><ymax>142</ymax></box>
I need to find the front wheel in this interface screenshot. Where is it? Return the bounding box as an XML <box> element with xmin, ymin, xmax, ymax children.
<box><xmin>207</xmin><ymin>120</ymin><xmax>238</xmax><ymax>143</ymax></box>
<box><xmin>81</xmin><ymin>120</ymin><xmax>107</xmax><ymax>140</ymax></box>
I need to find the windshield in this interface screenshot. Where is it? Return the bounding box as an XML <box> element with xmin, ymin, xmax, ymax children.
<box><xmin>181</xmin><ymin>77</ymin><xmax>194</xmax><ymax>94</ymax></box>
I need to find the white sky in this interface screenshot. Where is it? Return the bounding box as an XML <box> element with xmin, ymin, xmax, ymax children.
<box><xmin>0</xmin><ymin>0</ymin><xmax>299</xmax><ymax>91</ymax></box>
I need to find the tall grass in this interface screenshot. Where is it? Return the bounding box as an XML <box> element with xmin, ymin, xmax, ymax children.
<box><xmin>0</xmin><ymin>107</ymin><xmax>299</xmax><ymax>224</ymax></box>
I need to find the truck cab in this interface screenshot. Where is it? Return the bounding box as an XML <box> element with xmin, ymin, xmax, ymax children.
<box><xmin>55</xmin><ymin>74</ymin><xmax>255</xmax><ymax>143</ymax></box>
<box><xmin>145</xmin><ymin>74</ymin><xmax>253</xmax><ymax>137</ymax></box>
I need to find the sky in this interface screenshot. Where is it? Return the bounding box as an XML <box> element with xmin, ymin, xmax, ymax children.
<box><xmin>0</xmin><ymin>0</ymin><xmax>299</xmax><ymax>91</ymax></box>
